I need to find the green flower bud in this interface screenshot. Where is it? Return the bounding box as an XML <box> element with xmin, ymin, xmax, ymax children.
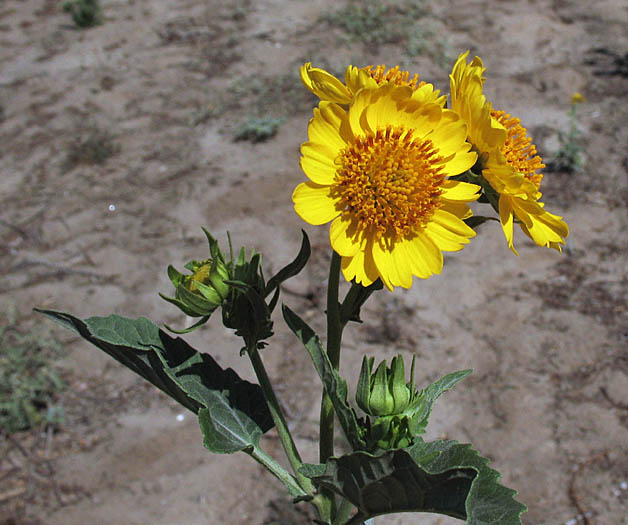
<box><xmin>356</xmin><ymin>354</ymin><xmax>423</xmax><ymax>450</ymax></box>
<box><xmin>356</xmin><ymin>355</ymin><xmax>416</xmax><ymax>417</ymax></box>
<box><xmin>159</xmin><ymin>230</ymin><xmax>233</xmax><ymax>325</ymax></box>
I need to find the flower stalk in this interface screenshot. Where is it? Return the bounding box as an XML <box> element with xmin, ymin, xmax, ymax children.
<box><xmin>246</xmin><ymin>344</ymin><xmax>314</xmax><ymax>494</ymax></box>
<box><xmin>320</xmin><ymin>251</ymin><xmax>344</xmax><ymax>463</ymax></box>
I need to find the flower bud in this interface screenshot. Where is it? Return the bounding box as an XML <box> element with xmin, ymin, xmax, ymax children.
<box><xmin>183</xmin><ymin>258</ymin><xmax>230</xmax><ymax>306</ymax></box>
<box><xmin>160</xmin><ymin>229</ymin><xmax>233</xmax><ymax>325</ymax></box>
<box><xmin>356</xmin><ymin>355</ymin><xmax>416</xmax><ymax>417</ymax></box>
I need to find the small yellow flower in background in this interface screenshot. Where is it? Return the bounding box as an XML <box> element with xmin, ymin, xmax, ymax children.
<box><xmin>293</xmin><ymin>83</ymin><xmax>479</xmax><ymax>290</ymax></box>
<box><xmin>449</xmin><ymin>51</ymin><xmax>569</xmax><ymax>254</ymax></box>
<box><xmin>571</xmin><ymin>92</ymin><xmax>586</xmax><ymax>104</ymax></box>
<box><xmin>300</xmin><ymin>62</ymin><xmax>447</xmax><ymax>108</ymax></box>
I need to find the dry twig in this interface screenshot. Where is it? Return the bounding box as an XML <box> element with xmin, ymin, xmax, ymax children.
<box><xmin>567</xmin><ymin>450</ymin><xmax>610</xmax><ymax>525</ymax></box>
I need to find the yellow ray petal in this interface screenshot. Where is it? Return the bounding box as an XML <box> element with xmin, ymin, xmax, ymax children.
<box><xmin>292</xmin><ymin>182</ymin><xmax>340</xmax><ymax>225</ymax></box>
<box><xmin>498</xmin><ymin>195</ymin><xmax>517</xmax><ymax>254</ymax></box>
<box><xmin>299</xmin><ymin>155</ymin><xmax>336</xmax><ymax>185</ymax></box>
<box><xmin>330</xmin><ymin>215</ymin><xmax>361</xmax><ymax>257</ymax></box>
<box><xmin>348</xmin><ymin>88</ymin><xmax>374</xmax><ymax>137</ymax></box>
<box><xmin>404</xmin><ymin>233</ymin><xmax>444</xmax><ymax>278</ymax></box>
<box><xmin>411</xmin><ymin>83</ymin><xmax>447</xmax><ymax>107</ymax></box>
<box><xmin>301</xmin><ymin>63</ymin><xmax>352</xmax><ymax>104</ymax></box>
<box><xmin>308</xmin><ymin>103</ymin><xmax>348</xmax><ymax>152</ymax></box>
<box><xmin>512</xmin><ymin>198</ymin><xmax>568</xmax><ymax>248</ymax></box>
<box><xmin>424</xmin><ymin>221</ymin><xmax>472</xmax><ymax>252</ymax></box>
<box><xmin>341</xmin><ymin>237</ymin><xmax>379</xmax><ymax>287</ymax></box>
<box><xmin>428</xmin><ymin>110</ymin><xmax>469</xmax><ymax>156</ymax></box>
<box><xmin>432</xmin><ymin>209</ymin><xmax>476</xmax><ymax>238</ymax></box>
<box><xmin>364</xmin><ymin>85</ymin><xmax>414</xmax><ymax>132</ymax></box>
<box><xmin>439</xmin><ymin>180</ymin><xmax>481</xmax><ymax>202</ymax></box>
<box><xmin>301</xmin><ymin>141</ymin><xmax>337</xmax><ymax>166</ymax></box>
<box><xmin>345</xmin><ymin>65</ymin><xmax>378</xmax><ymax>94</ymax></box>
<box><xmin>440</xmin><ymin>201</ymin><xmax>473</xmax><ymax>220</ymax></box>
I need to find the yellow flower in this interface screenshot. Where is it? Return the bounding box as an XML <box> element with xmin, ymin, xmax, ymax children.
<box><xmin>300</xmin><ymin>62</ymin><xmax>447</xmax><ymax>107</ymax></box>
<box><xmin>449</xmin><ymin>51</ymin><xmax>569</xmax><ymax>254</ymax></box>
<box><xmin>293</xmin><ymin>84</ymin><xmax>480</xmax><ymax>290</ymax></box>
<box><xmin>571</xmin><ymin>92</ymin><xmax>586</xmax><ymax>104</ymax></box>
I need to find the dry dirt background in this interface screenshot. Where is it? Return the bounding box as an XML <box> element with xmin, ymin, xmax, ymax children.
<box><xmin>1</xmin><ymin>0</ymin><xmax>627</xmax><ymax>524</ymax></box>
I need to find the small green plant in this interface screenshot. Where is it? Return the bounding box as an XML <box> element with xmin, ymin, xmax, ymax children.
<box><xmin>234</xmin><ymin>116</ymin><xmax>281</xmax><ymax>143</ymax></box>
<box><xmin>0</xmin><ymin>308</ymin><xmax>66</xmax><ymax>434</ymax></box>
<box><xmin>320</xmin><ymin>0</ymin><xmax>430</xmax><ymax>49</ymax></box>
<box><xmin>63</xmin><ymin>125</ymin><xmax>119</xmax><ymax>171</ymax></box>
<box><xmin>406</xmin><ymin>20</ymin><xmax>456</xmax><ymax>67</ymax></box>
<box><xmin>228</xmin><ymin>70</ymin><xmax>318</xmax><ymax>118</ymax></box>
<box><xmin>62</xmin><ymin>0</ymin><xmax>103</xmax><ymax>28</ymax></box>
<box><xmin>548</xmin><ymin>93</ymin><xmax>586</xmax><ymax>173</ymax></box>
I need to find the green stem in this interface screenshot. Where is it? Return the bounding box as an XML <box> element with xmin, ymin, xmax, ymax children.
<box><xmin>247</xmin><ymin>345</ymin><xmax>314</xmax><ymax>494</ymax></box>
<box><xmin>318</xmin><ymin>251</ymin><xmax>345</xmax><ymax>522</ymax></box>
<box><xmin>248</xmin><ymin>446</ymin><xmax>307</xmax><ymax>498</ymax></box>
<box><xmin>320</xmin><ymin>251</ymin><xmax>343</xmax><ymax>462</ymax></box>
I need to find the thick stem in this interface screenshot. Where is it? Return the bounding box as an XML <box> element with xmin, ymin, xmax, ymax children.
<box><xmin>318</xmin><ymin>251</ymin><xmax>344</xmax><ymax>522</ymax></box>
<box><xmin>247</xmin><ymin>345</ymin><xmax>314</xmax><ymax>494</ymax></box>
<box><xmin>320</xmin><ymin>251</ymin><xmax>343</xmax><ymax>462</ymax></box>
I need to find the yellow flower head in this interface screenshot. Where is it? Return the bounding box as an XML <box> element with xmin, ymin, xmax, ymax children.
<box><xmin>300</xmin><ymin>62</ymin><xmax>447</xmax><ymax>108</ymax></box>
<box><xmin>571</xmin><ymin>92</ymin><xmax>586</xmax><ymax>104</ymax></box>
<box><xmin>449</xmin><ymin>51</ymin><xmax>569</xmax><ymax>254</ymax></box>
<box><xmin>293</xmin><ymin>84</ymin><xmax>480</xmax><ymax>290</ymax></box>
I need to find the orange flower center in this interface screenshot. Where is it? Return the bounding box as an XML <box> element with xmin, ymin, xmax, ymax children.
<box><xmin>333</xmin><ymin>126</ymin><xmax>445</xmax><ymax>239</ymax></box>
<box><xmin>363</xmin><ymin>65</ymin><xmax>425</xmax><ymax>91</ymax></box>
<box><xmin>492</xmin><ymin>110</ymin><xmax>545</xmax><ymax>189</ymax></box>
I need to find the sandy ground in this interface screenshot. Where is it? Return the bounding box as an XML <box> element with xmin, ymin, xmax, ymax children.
<box><xmin>1</xmin><ymin>0</ymin><xmax>627</xmax><ymax>524</ymax></box>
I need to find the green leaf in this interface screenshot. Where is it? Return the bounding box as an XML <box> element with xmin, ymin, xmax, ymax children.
<box><xmin>282</xmin><ymin>305</ymin><xmax>365</xmax><ymax>449</ymax></box>
<box><xmin>303</xmin><ymin>440</ymin><xmax>526</xmax><ymax>524</ymax></box>
<box><xmin>463</xmin><ymin>216</ymin><xmax>498</xmax><ymax>229</ymax></box>
<box><xmin>264</xmin><ymin>230</ymin><xmax>311</xmax><ymax>298</ymax></box>
<box><xmin>408</xmin><ymin>440</ymin><xmax>527</xmax><ymax>524</ymax></box>
<box><xmin>298</xmin><ymin>462</ymin><xmax>327</xmax><ymax>479</ymax></box>
<box><xmin>34</xmin><ymin>309</ymin><xmax>273</xmax><ymax>447</ymax></box>
<box><xmin>225</xmin><ymin>280</ymin><xmax>274</xmax><ymax>348</ymax></box>
<box><xmin>339</xmin><ymin>280</ymin><xmax>383</xmax><ymax>324</ymax></box>
<box><xmin>198</xmin><ymin>402</ymin><xmax>263</xmax><ymax>454</ymax></box>
<box><xmin>408</xmin><ymin>369</ymin><xmax>472</xmax><ymax>436</ymax></box>
<box><xmin>158</xmin><ymin>292</ymin><xmax>203</xmax><ymax>318</ymax></box>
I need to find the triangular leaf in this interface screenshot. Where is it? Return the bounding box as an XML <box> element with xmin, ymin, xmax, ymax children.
<box><xmin>302</xmin><ymin>440</ymin><xmax>526</xmax><ymax>524</ymax></box>
<box><xmin>282</xmin><ymin>305</ymin><xmax>365</xmax><ymax>449</ymax></box>
<box><xmin>35</xmin><ymin>309</ymin><xmax>273</xmax><ymax>452</ymax></box>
